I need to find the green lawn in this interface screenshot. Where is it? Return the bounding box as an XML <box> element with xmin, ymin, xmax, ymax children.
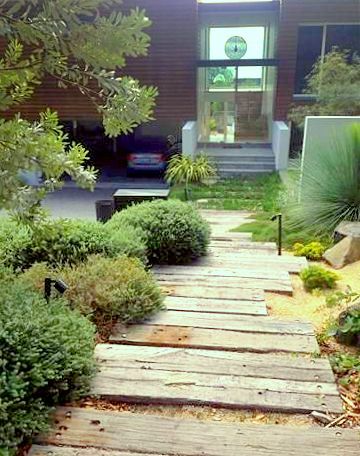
<box><xmin>169</xmin><ymin>173</ymin><xmax>283</xmax><ymax>213</ymax></box>
<box><xmin>170</xmin><ymin>173</ymin><xmax>332</xmax><ymax>250</ymax></box>
<box><xmin>232</xmin><ymin>212</ymin><xmax>333</xmax><ymax>249</ymax></box>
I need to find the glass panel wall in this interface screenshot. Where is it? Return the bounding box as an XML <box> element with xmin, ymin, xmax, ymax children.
<box><xmin>198</xmin><ymin>65</ymin><xmax>276</xmax><ymax>143</ymax></box>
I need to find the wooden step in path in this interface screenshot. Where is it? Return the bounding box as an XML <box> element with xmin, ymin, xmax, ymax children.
<box><xmin>210</xmin><ymin>240</ymin><xmax>277</xmax><ymax>251</ymax></box>
<box><xmin>110</xmin><ymin>311</ymin><xmax>319</xmax><ymax>355</ymax></box>
<box><xmin>154</xmin><ymin>265</ymin><xmax>293</xmax><ymax>294</ymax></box>
<box><xmin>93</xmin><ymin>344</ymin><xmax>342</xmax><ymax>414</ymax></box>
<box><xmin>30</xmin><ymin>407</ymin><xmax>359</xmax><ymax>456</ymax></box>
<box><xmin>158</xmin><ymin>276</ymin><xmax>293</xmax><ymax>294</ymax></box>
<box><xmin>162</xmin><ymin>283</ymin><xmax>265</xmax><ymax>301</ymax></box>
<box><xmin>195</xmin><ymin>253</ymin><xmax>307</xmax><ymax>273</ymax></box>
<box><xmin>165</xmin><ymin>296</ymin><xmax>267</xmax><ymax>315</ymax></box>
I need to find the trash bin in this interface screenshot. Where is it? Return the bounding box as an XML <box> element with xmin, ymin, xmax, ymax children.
<box><xmin>95</xmin><ymin>200</ymin><xmax>114</xmax><ymax>222</ymax></box>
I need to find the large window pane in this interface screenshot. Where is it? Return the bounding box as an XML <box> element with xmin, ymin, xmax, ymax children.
<box><xmin>325</xmin><ymin>25</ymin><xmax>360</xmax><ymax>59</ymax></box>
<box><xmin>207</xmin><ymin>67</ymin><xmax>236</xmax><ymax>91</ymax></box>
<box><xmin>294</xmin><ymin>26</ymin><xmax>323</xmax><ymax>94</ymax></box>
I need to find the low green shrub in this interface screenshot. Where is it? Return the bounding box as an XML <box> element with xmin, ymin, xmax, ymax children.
<box><xmin>0</xmin><ymin>281</ymin><xmax>95</xmax><ymax>452</ymax></box>
<box><xmin>0</xmin><ymin>218</ymin><xmax>147</xmax><ymax>269</ymax></box>
<box><xmin>107</xmin><ymin>200</ymin><xmax>210</xmax><ymax>264</ymax></box>
<box><xmin>300</xmin><ymin>265</ymin><xmax>340</xmax><ymax>291</ymax></box>
<box><xmin>293</xmin><ymin>241</ymin><xmax>325</xmax><ymax>261</ymax></box>
<box><xmin>22</xmin><ymin>255</ymin><xmax>164</xmax><ymax>330</ymax></box>
<box><xmin>329</xmin><ymin>353</ymin><xmax>360</xmax><ymax>386</ymax></box>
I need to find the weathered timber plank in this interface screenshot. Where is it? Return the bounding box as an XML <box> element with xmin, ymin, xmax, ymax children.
<box><xmin>153</xmin><ymin>265</ymin><xmax>290</xmax><ymax>280</ymax></box>
<box><xmin>161</xmin><ymin>284</ymin><xmax>265</xmax><ymax>301</ymax></box>
<box><xmin>138</xmin><ymin>311</ymin><xmax>314</xmax><ymax>335</ymax></box>
<box><xmin>109</xmin><ymin>325</ymin><xmax>319</xmax><ymax>354</ymax></box>
<box><xmin>165</xmin><ymin>296</ymin><xmax>267</xmax><ymax>315</ymax></box>
<box><xmin>96</xmin><ymin>345</ymin><xmax>337</xmax><ymax>383</ymax></box>
<box><xmin>210</xmin><ymin>240</ymin><xmax>277</xmax><ymax>250</ymax></box>
<box><xmin>31</xmin><ymin>448</ymin><xmax>151</xmax><ymax>456</ymax></box>
<box><xmin>200</xmin><ymin>209</ymin><xmax>252</xmax><ymax>215</ymax></box>
<box><xmin>209</xmin><ymin>247</ymin><xmax>277</xmax><ymax>256</ymax></box>
<box><xmin>211</xmin><ymin>233</ymin><xmax>252</xmax><ymax>241</ymax></box>
<box><xmin>207</xmin><ymin>251</ymin><xmax>307</xmax><ymax>264</ymax></box>
<box><xmin>158</xmin><ymin>276</ymin><xmax>293</xmax><ymax>294</ymax></box>
<box><xmin>34</xmin><ymin>407</ymin><xmax>359</xmax><ymax>455</ymax></box>
<box><xmin>92</xmin><ymin>366</ymin><xmax>342</xmax><ymax>413</ymax></box>
<box><xmin>194</xmin><ymin>254</ymin><xmax>307</xmax><ymax>273</ymax></box>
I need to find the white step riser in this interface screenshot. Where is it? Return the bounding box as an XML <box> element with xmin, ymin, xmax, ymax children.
<box><xmin>210</xmin><ymin>156</ymin><xmax>275</xmax><ymax>163</ymax></box>
<box><xmin>219</xmin><ymin>169</ymin><xmax>275</xmax><ymax>177</ymax></box>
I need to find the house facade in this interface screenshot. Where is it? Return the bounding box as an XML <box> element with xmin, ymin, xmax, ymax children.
<box><xmin>9</xmin><ymin>0</ymin><xmax>360</xmax><ymax>173</ymax></box>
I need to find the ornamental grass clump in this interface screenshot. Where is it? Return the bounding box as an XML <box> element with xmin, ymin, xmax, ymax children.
<box><xmin>287</xmin><ymin>123</ymin><xmax>360</xmax><ymax>233</ymax></box>
<box><xmin>107</xmin><ymin>199</ymin><xmax>211</xmax><ymax>264</ymax></box>
<box><xmin>0</xmin><ymin>280</ymin><xmax>95</xmax><ymax>452</ymax></box>
<box><xmin>165</xmin><ymin>154</ymin><xmax>217</xmax><ymax>200</ymax></box>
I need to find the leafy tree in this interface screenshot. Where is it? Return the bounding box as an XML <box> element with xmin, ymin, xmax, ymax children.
<box><xmin>289</xmin><ymin>49</ymin><xmax>360</xmax><ymax>128</ymax></box>
<box><xmin>0</xmin><ymin>0</ymin><xmax>157</xmax><ymax>220</ymax></box>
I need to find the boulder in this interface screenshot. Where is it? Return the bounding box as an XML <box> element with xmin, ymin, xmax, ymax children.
<box><xmin>333</xmin><ymin>221</ymin><xmax>360</xmax><ymax>243</ymax></box>
<box><xmin>323</xmin><ymin>235</ymin><xmax>360</xmax><ymax>269</ymax></box>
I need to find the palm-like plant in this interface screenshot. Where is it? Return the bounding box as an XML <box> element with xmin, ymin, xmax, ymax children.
<box><xmin>287</xmin><ymin>123</ymin><xmax>360</xmax><ymax>233</ymax></box>
<box><xmin>165</xmin><ymin>154</ymin><xmax>217</xmax><ymax>200</ymax></box>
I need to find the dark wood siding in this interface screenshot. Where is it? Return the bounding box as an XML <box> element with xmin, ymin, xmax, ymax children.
<box><xmin>4</xmin><ymin>0</ymin><xmax>198</xmax><ymax>126</ymax></box>
<box><xmin>275</xmin><ymin>0</ymin><xmax>360</xmax><ymax>120</ymax></box>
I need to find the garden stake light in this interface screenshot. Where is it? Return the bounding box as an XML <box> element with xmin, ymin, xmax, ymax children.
<box><xmin>271</xmin><ymin>213</ymin><xmax>283</xmax><ymax>256</ymax></box>
<box><xmin>44</xmin><ymin>277</ymin><xmax>68</xmax><ymax>302</ymax></box>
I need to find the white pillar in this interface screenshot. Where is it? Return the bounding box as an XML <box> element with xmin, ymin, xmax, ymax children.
<box><xmin>182</xmin><ymin>121</ymin><xmax>198</xmax><ymax>158</ymax></box>
<box><xmin>272</xmin><ymin>121</ymin><xmax>291</xmax><ymax>170</ymax></box>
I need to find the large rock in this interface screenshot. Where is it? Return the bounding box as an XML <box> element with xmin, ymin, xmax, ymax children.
<box><xmin>324</xmin><ymin>235</ymin><xmax>360</xmax><ymax>269</ymax></box>
<box><xmin>334</xmin><ymin>221</ymin><xmax>360</xmax><ymax>243</ymax></box>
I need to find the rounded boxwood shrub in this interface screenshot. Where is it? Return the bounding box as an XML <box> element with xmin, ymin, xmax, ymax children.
<box><xmin>0</xmin><ymin>218</ymin><xmax>147</xmax><ymax>269</ymax></box>
<box><xmin>22</xmin><ymin>255</ymin><xmax>164</xmax><ymax>330</ymax></box>
<box><xmin>300</xmin><ymin>265</ymin><xmax>340</xmax><ymax>291</ymax></box>
<box><xmin>107</xmin><ymin>200</ymin><xmax>211</xmax><ymax>264</ymax></box>
<box><xmin>0</xmin><ymin>281</ymin><xmax>95</xmax><ymax>452</ymax></box>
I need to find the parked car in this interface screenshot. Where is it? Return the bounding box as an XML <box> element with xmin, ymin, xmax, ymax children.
<box><xmin>126</xmin><ymin>135</ymin><xmax>181</xmax><ymax>175</ymax></box>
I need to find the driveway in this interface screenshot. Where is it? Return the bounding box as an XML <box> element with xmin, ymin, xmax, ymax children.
<box><xmin>43</xmin><ymin>178</ymin><xmax>168</xmax><ymax>219</ymax></box>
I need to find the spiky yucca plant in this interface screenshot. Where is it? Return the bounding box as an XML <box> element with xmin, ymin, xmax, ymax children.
<box><xmin>165</xmin><ymin>154</ymin><xmax>217</xmax><ymax>200</ymax></box>
<box><xmin>287</xmin><ymin>123</ymin><xmax>360</xmax><ymax>233</ymax></box>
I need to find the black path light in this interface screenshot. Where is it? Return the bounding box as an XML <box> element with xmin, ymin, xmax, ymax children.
<box><xmin>271</xmin><ymin>213</ymin><xmax>283</xmax><ymax>256</ymax></box>
<box><xmin>44</xmin><ymin>277</ymin><xmax>69</xmax><ymax>302</ymax></box>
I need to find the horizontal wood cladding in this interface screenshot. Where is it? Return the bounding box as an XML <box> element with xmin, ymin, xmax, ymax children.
<box><xmin>275</xmin><ymin>0</ymin><xmax>360</xmax><ymax>120</ymax></box>
<box><xmin>4</xmin><ymin>0</ymin><xmax>198</xmax><ymax>126</ymax></box>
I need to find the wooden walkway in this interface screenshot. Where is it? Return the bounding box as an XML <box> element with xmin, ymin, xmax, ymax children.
<box><xmin>31</xmin><ymin>210</ymin><xmax>358</xmax><ymax>455</ymax></box>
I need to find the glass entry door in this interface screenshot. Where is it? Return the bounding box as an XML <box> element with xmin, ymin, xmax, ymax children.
<box><xmin>198</xmin><ymin>26</ymin><xmax>276</xmax><ymax>144</ymax></box>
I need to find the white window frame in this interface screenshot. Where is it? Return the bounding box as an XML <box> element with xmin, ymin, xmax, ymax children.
<box><xmin>294</xmin><ymin>22</ymin><xmax>360</xmax><ymax>98</ymax></box>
